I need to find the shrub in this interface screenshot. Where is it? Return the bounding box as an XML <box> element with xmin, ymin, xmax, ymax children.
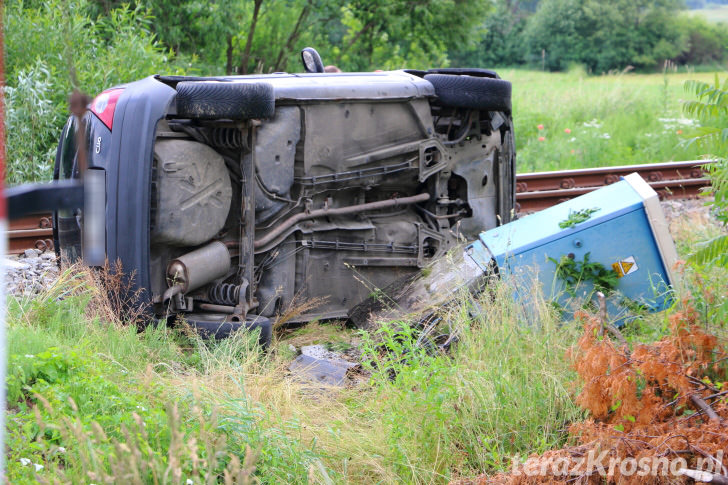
<box><xmin>674</xmin><ymin>15</ymin><xmax>728</xmax><ymax>66</ymax></box>
<box><xmin>523</xmin><ymin>0</ymin><xmax>688</xmax><ymax>73</ymax></box>
<box><xmin>4</xmin><ymin>61</ymin><xmax>61</xmax><ymax>184</ymax></box>
<box><xmin>3</xmin><ymin>0</ymin><xmax>178</xmax><ymax>184</ymax></box>
<box><xmin>683</xmin><ymin>77</ymin><xmax>728</xmax><ymax>268</ymax></box>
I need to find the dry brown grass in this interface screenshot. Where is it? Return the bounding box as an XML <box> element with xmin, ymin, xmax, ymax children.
<box><xmin>273</xmin><ymin>294</ymin><xmax>329</xmax><ymax>329</ymax></box>
<box><xmin>19</xmin><ymin>259</ymin><xmax>151</xmax><ymax>327</ymax></box>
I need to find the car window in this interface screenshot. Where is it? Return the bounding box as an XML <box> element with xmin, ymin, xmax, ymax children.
<box><xmin>57</xmin><ymin>113</ymin><xmax>94</xmax><ymax>180</ymax></box>
<box><xmin>57</xmin><ymin>116</ymin><xmax>76</xmax><ymax>180</ymax></box>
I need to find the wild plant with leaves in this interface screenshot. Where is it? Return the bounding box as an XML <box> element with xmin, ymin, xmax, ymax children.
<box><xmin>683</xmin><ymin>76</ymin><xmax>728</xmax><ymax>268</ymax></box>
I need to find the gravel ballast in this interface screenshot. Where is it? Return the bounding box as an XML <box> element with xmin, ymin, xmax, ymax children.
<box><xmin>3</xmin><ymin>249</ymin><xmax>59</xmax><ymax>297</ymax></box>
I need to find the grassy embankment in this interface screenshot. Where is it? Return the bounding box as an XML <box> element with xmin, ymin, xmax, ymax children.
<box><xmin>5</xmin><ymin>70</ymin><xmax>728</xmax><ymax>483</ymax></box>
<box><xmin>6</xmin><ymin>271</ymin><xmax>584</xmax><ymax>483</ymax></box>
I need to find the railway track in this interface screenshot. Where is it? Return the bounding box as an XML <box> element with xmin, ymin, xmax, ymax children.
<box><xmin>8</xmin><ymin>214</ymin><xmax>54</xmax><ymax>254</ymax></box>
<box><xmin>4</xmin><ymin>160</ymin><xmax>714</xmax><ymax>254</ymax></box>
<box><xmin>515</xmin><ymin>160</ymin><xmax>712</xmax><ymax>213</ymax></box>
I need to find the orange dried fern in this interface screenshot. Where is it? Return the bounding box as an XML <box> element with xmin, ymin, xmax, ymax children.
<box><xmin>464</xmin><ymin>307</ymin><xmax>728</xmax><ymax>485</ymax></box>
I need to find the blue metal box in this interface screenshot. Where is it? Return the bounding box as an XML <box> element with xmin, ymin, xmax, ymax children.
<box><xmin>466</xmin><ymin>174</ymin><xmax>679</xmax><ymax>321</ymax></box>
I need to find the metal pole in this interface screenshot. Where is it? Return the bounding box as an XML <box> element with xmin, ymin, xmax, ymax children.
<box><xmin>0</xmin><ymin>4</ymin><xmax>9</xmax><ymax>477</ymax></box>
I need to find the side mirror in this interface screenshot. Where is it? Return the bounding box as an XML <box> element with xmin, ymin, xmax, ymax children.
<box><xmin>301</xmin><ymin>47</ymin><xmax>324</xmax><ymax>73</ymax></box>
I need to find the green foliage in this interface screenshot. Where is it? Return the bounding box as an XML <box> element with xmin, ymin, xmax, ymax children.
<box><xmin>6</xmin><ymin>348</ymin><xmax>80</xmax><ymax>404</ymax></box>
<box><xmin>684</xmin><ymin>76</ymin><xmax>728</xmax><ymax>270</ymax></box>
<box><xmin>676</xmin><ymin>258</ymin><xmax>728</xmax><ymax>334</ymax></box>
<box><xmin>689</xmin><ymin>234</ymin><xmax>728</xmax><ymax>267</ymax></box>
<box><xmin>6</xmin><ymin>281</ymin><xmax>325</xmax><ymax>482</ymax></box>
<box><xmin>6</xmin><ymin>265</ymin><xmax>583</xmax><ymax>481</ymax></box>
<box><xmin>452</xmin><ymin>0</ymin><xmax>728</xmax><ymax>71</ymax></box>
<box><xmin>3</xmin><ymin>61</ymin><xmax>61</xmax><ymax>184</ymax></box>
<box><xmin>548</xmin><ymin>252</ymin><xmax>619</xmax><ymax>298</ymax></box>
<box><xmin>359</xmin><ymin>321</ymin><xmax>459</xmax><ymax>478</ymax></box>
<box><xmin>80</xmin><ymin>0</ymin><xmax>491</xmax><ymax>75</ymax></box>
<box><xmin>325</xmin><ymin>0</ymin><xmax>491</xmax><ymax>71</ymax></box>
<box><xmin>683</xmin><ymin>78</ymin><xmax>728</xmax><ymax>200</ymax></box>
<box><xmin>674</xmin><ymin>15</ymin><xmax>728</xmax><ymax>66</ymax></box>
<box><xmin>558</xmin><ymin>207</ymin><xmax>600</xmax><ymax>229</ymax></box>
<box><xmin>6</xmin><ymin>349</ymin><xmax>259</xmax><ymax>482</ymax></box>
<box><xmin>216</xmin><ymin>398</ymin><xmax>329</xmax><ymax>482</ymax></box>
<box><xmin>7</xmin><ymin>348</ymin><xmax>171</xmax><ymax>481</ymax></box>
<box><xmin>450</xmin><ymin>0</ymin><xmax>528</xmax><ymax>67</ymax></box>
<box><xmin>523</xmin><ymin>0</ymin><xmax>688</xmax><ymax>73</ymax></box>
<box><xmin>460</xmin><ymin>2</ymin><xmax>718</xmax><ymax>72</ymax></box>
<box><xmin>4</xmin><ymin>0</ymin><xmax>179</xmax><ymax>184</ymax></box>
<box><xmin>353</xmin><ymin>285</ymin><xmax>582</xmax><ymax>478</ymax></box>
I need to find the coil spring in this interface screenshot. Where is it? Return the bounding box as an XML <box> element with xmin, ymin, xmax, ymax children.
<box><xmin>208</xmin><ymin>283</ymin><xmax>240</xmax><ymax>306</ymax></box>
<box><xmin>209</xmin><ymin>128</ymin><xmax>242</xmax><ymax>149</ymax></box>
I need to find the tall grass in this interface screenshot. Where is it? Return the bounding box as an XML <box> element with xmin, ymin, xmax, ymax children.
<box><xmin>5</xmin><ymin>268</ymin><xmax>324</xmax><ymax>483</ymax></box>
<box><xmin>9</xmin><ymin>227</ymin><xmax>724</xmax><ymax>482</ymax></box>
<box><xmin>5</xmin><ymin>265</ymin><xmax>584</xmax><ymax>483</ymax></box>
<box><xmin>306</xmin><ymin>284</ymin><xmax>583</xmax><ymax>483</ymax></box>
<box><xmin>508</xmin><ymin>68</ymin><xmax>722</xmax><ymax>171</ymax></box>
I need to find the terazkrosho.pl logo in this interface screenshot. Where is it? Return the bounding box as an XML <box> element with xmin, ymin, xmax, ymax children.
<box><xmin>510</xmin><ymin>450</ymin><xmax>725</xmax><ymax>478</ymax></box>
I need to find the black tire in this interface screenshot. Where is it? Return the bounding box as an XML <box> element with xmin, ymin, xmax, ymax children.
<box><xmin>424</xmin><ymin>73</ymin><xmax>511</xmax><ymax>112</ymax></box>
<box><xmin>426</xmin><ymin>67</ymin><xmax>499</xmax><ymax>79</ymax></box>
<box><xmin>176</xmin><ymin>81</ymin><xmax>275</xmax><ymax>120</ymax></box>
<box><xmin>185</xmin><ymin>313</ymin><xmax>273</xmax><ymax>348</ymax></box>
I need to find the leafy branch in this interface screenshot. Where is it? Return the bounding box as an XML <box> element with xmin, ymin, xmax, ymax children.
<box><xmin>558</xmin><ymin>207</ymin><xmax>600</xmax><ymax>229</ymax></box>
<box><xmin>549</xmin><ymin>252</ymin><xmax>619</xmax><ymax>298</ymax></box>
<box><xmin>684</xmin><ymin>76</ymin><xmax>728</xmax><ymax>268</ymax></box>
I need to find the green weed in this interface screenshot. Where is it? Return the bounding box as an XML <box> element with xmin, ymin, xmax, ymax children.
<box><xmin>548</xmin><ymin>252</ymin><xmax>619</xmax><ymax>298</ymax></box>
<box><xmin>558</xmin><ymin>207</ymin><xmax>600</xmax><ymax>229</ymax></box>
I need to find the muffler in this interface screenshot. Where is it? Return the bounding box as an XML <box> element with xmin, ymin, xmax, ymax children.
<box><xmin>164</xmin><ymin>241</ymin><xmax>230</xmax><ymax>301</ymax></box>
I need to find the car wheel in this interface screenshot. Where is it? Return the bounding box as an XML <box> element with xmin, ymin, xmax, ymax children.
<box><xmin>424</xmin><ymin>73</ymin><xmax>512</xmax><ymax>112</ymax></box>
<box><xmin>183</xmin><ymin>313</ymin><xmax>273</xmax><ymax>348</ymax></box>
<box><xmin>175</xmin><ymin>81</ymin><xmax>275</xmax><ymax>120</ymax></box>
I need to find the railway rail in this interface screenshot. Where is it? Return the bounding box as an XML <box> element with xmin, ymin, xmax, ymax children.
<box><xmin>515</xmin><ymin>160</ymin><xmax>713</xmax><ymax>213</ymax></box>
<box><xmin>8</xmin><ymin>214</ymin><xmax>54</xmax><ymax>254</ymax></box>
<box><xmin>4</xmin><ymin>160</ymin><xmax>714</xmax><ymax>254</ymax></box>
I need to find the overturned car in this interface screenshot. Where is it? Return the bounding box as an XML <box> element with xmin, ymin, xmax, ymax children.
<box><xmin>54</xmin><ymin>51</ymin><xmax>516</xmax><ymax>345</ymax></box>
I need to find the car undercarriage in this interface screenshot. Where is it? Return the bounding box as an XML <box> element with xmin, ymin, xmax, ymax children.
<box><xmin>55</xmin><ymin>64</ymin><xmax>515</xmax><ymax>345</ymax></box>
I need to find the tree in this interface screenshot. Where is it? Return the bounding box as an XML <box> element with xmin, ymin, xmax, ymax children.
<box><xmin>674</xmin><ymin>15</ymin><xmax>728</xmax><ymax>66</ymax></box>
<box><xmin>4</xmin><ymin>0</ymin><xmax>177</xmax><ymax>182</ymax></box>
<box><xmin>449</xmin><ymin>0</ymin><xmax>529</xmax><ymax>68</ymax></box>
<box><xmin>229</xmin><ymin>0</ymin><xmax>338</xmax><ymax>74</ymax></box>
<box><xmin>325</xmin><ymin>0</ymin><xmax>492</xmax><ymax>71</ymax></box>
<box><xmin>523</xmin><ymin>0</ymin><xmax>688</xmax><ymax>72</ymax></box>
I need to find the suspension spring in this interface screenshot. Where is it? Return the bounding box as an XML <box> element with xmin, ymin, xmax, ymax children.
<box><xmin>208</xmin><ymin>283</ymin><xmax>241</xmax><ymax>306</ymax></box>
<box><xmin>209</xmin><ymin>128</ymin><xmax>243</xmax><ymax>149</ymax></box>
